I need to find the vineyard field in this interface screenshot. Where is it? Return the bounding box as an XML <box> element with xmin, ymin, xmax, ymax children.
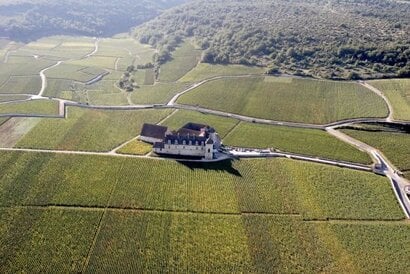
<box><xmin>16</xmin><ymin>107</ymin><xmax>171</xmax><ymax>151</ymax></box>
<box><xmin>178</xmin><ymin>77</ymin><xmax>388</xmax><ymax>124</ymax></box>
<box><xmin>159</xmin><ymin>42</ymin><xmax>202</xmax><ymax>82</ymax></box>
<box><xmin>0</xmin><ymin>100</ymin><xmax>59</xmax><ymax>115</ymax></box>
<box><xmin>179</xmin><ymin>63</ymin><xmax>265</xmax><ymax>82</ymax></box>
<box><xmin>370</xmin><ymin>79</ymin><xmax>410</xmax><ymax>121</ymax></box>
<box><xmin>223</xmin><ymin>122</ymin><xmax>372</xmax><ymax>164</ymax></box>
<box><xmin>0</xmin><ymin>153</ymin><xmax>401</xmax><ymax>220</ymax></box>
<box><xmin>130</xmin><ymin>83</ymin><xmax>189</xmax><ymax>104</ymax></box>
<box><xmin>342</xmin><ymin>128</ymin><xmax>410</xmax><ymax>179</ymax></box>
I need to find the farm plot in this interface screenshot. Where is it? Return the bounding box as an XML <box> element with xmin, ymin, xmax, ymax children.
<box><xmin>86</xmin><ymin>211</ymin><xmax>254</xmax><ymax>273</ymax></box>
<box><xmin>16</xmin><ymin>107</ymin><xmax>171</xmax><ymax>151</ymax></box>
<box><xmin>342</xmin><ymin>127</ymin><xmax>410</xmax><ymax>179</ymax></box>
<box><xmin>324</xmin><ymin>222</ymin><xmax>410</xmax><ymax>273</ymax></box>
<box><xmin>0</xmin><ymin>76</ymin><xmax>41</xmax><ymax>94</ymax></box>
<box><xmin>45</xmin><ymin>63</ymin><xmax>106</xmax><ymax>83</ymax></box>
<box><xmin>0</xmin><ymin>94</ymin><xmax>30</xmax><ymax>103</ymax></box>
<box><xmin>370</xmin><ymin>79</ymin><xmax>410</xmax><ymax>121</ymax></box>
<box><xmin>43</xmin><ymin>79</ymin><xmax>87</xmax><ymax>102</ymax></box>
<box><xmin>0</xmin><ymin>152</ymin><xmax>400</xmax><ymax>219</ymax></box>
<box><xmin>87</xmin><ymin>91</ymin><xmax>128</xmax><ymax>106</ymax></box>
<box><xmin>224</xmin><ymin>122</ymin><xmax>372</xmax><ymax>164</ymax></box>
<box><xmin>159</xmin><ymin>42</ymin><xmax>202</xmax><ymax>82</ymax></box>
<box><xmin>0</xmin><ymin>208</ymin><xmax>101</xmax><ymax>273</ymax></box>
<box><xmin>130</xmin><ymin>82</ymin><xmax>190</xmax><ymax>104</ymax></box>
<box><xmin>179</xmin><ymin>63</ymin><xmax>265</xmax><ymax>82</ymax></box>
<box><xmin>162</xmin><ymin>110</ymin><xmax>239</xmax><ymax>138</ymax></box>
<box><xmin>178</xmin><ymin>77</ymin><xmax>389</xmax><ymax>124</ymax></box>
<box><xmin>0</xmin><ymin>100</ymin><xmax>59</xmax><ymax>115</ymax></box>
<box><xmin>0</xmin><ymin>59</ymin><xmax>55</xmax><ymax>78</ymax></box>
<box><xmin>242</xmin><ymin>215</ymin><xmax>410</xmax><ymax>273</ymax></box>
<box><xmin>67</xmin><ymin>56</ymin><xmax>117</xmax><ymax>70</ymax></box>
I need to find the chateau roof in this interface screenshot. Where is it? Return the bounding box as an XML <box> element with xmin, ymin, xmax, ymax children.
<box><xmin>140</xmin><ymin>123</ymin><xmax>168</xmax><ymax>140</ymax></box>
<box><xmin>182</xmin><ymin>122</ymin><xmax>208</xmax><ymax>131</ymax></box>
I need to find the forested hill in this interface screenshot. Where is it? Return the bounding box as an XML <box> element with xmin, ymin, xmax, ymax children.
<box><xmin>0</xmin><ymin>0</ymin><xmax>188</xmax><ymax>42</ymax></box>
<box><xmin>134</xmin><ymin>0</ymin><xmax>410</xmax><ymax>80</ymax></box>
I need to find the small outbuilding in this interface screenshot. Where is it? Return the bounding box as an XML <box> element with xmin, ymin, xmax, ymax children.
<box><xmin>139</xmin><ymin>123</ymin><xmax>168</xmax><ymax>144</ymax></box>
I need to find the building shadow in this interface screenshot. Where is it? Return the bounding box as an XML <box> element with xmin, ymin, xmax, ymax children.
<box><xmin>176</xmin><ymin>159</ymin><xmax>242</xmax><ymax>177</ymax></box>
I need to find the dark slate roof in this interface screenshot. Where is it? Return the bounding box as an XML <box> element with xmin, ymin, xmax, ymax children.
<box><xmin>164</xmin><ymin>134</ymin><xmax>207</xmax><ymax>145</ymax></box>
<box><xmin>140</xmin><ymin>123</ymin><xmax>168</xmax><ymax>140</ymax></box>
<box><xmin>153</xmin><ymin>142</ymin><xmax>164</xmax><ymax>149</ymax></box>
<box><xmin>176</xmin><ymin>128</ymin><xmax>203</xmax><ymax>137</ymax></box>
<box><xmin>206</xmin><ymin>138</ymin><xmax>214</xmax><ymax>144</ymax></box>
<box><xmin>182</xmin><ymin>122</ymin><xmax>208</xmax><ymax>131</ymax></box>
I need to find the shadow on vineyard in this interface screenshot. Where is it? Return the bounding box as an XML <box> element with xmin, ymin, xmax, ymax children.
<box><xmin>177</xmin><ymin>159</ymin><xmax>242</xmax><ymax>177</ymax></box>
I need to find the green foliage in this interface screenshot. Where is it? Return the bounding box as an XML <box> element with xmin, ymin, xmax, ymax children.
<box><xmin>178</xmin><ymin>77</ymin><xmax>388</xmax><ymax>124</ymax></box>
<box><xmin>135</xmin><ymin>0</ymin><xmax>410</xmax><ymax>79</ymax></box>
<box><xmin>0</xmin><ymin>0</ymin><xmax>188</xmax><ymax>41</ymax></box>
<box><xmin>16</xmin><ymin>107</ymin><xmax>171</xmax><ymax>151</ymax></box>
<box><xmin>370</xmin><ymin>79</ymin><xmax>410</xmax><ymax>121</ymax></box>
<box><xmin>224</xmin><ymin>122</ymin><xmax>372</xmax><ymax>164</ymax></box>
<box><xmin>116</xmin><ymin>140</ymin><xmax>152</xmax><ymax>155</ymax></box>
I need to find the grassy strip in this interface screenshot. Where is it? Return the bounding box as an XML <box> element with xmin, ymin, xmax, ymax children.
<box><xmin>116</xmin><ymin>140</ymin><xmax>152</xmax><ymax>155</ymax></box>
<box><xmin>224</xmin><ymin>122</ymin><xmax>372</xmax><ymax>164</ymax></box>
<box><xmin>178</xmin><ymin>77</ymin><xmax>388</xmax><ymax>124</ymax></box>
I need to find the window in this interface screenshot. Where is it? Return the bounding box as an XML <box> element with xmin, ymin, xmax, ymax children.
<box><xmin>208</xmin><ymin>149</ymin><xmax>211</xmax><ymax>153</ymax></box>
<box><xmin>168</xmin><ymin>140</ymin><xmax>171</xmax><ymax>145</ymax></box>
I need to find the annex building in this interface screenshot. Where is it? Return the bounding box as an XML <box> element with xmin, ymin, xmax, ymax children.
<box><xmin>139</xmin><ymin>122</ymin><xmax>221</xmax><ymax>160</ymax></box>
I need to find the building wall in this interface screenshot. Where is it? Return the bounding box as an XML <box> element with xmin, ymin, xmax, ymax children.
<box><xmin>154</xmin><ymin>144</ymin><xmax>206</xmax><ymax>157</ymax></box>
<box><xmin>139</xmin><ymin>136</ymin><xmax>162</xmax><ymax>144</ymax></box>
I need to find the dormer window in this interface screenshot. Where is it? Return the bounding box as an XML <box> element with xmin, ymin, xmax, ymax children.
<box><xmin>174</xmin><ymin>140</ymin><xmax>178</xmax><ymax>145</ymax></box>
<box><xmin>168</xmin><ymin>139</ymin><xmax>171</xmax><ymax>145</ymax></box>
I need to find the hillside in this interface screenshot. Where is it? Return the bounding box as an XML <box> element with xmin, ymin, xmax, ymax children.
<box><xmin>0</xmin><ymin>0</ymin><xmax>188</xmax><ymax>41</ymax></box>
<box><xmin>134</xmin><ymin>0</ymin><xmax>410</xmax><ymax>80</ymax></box>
